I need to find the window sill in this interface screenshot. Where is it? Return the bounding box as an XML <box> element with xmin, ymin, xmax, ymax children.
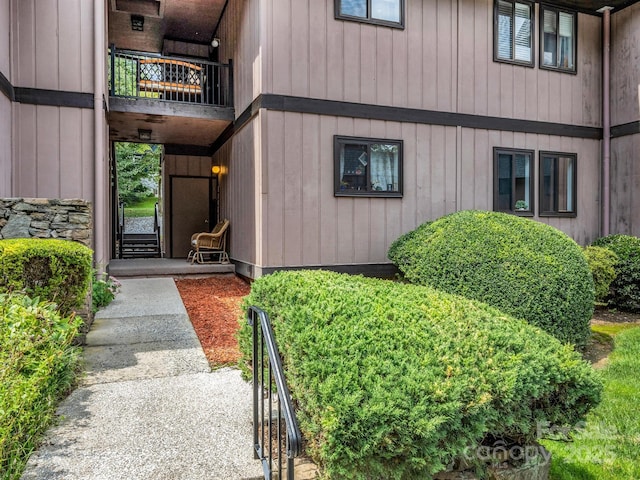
<box><xmin>539</xmin><ymin>212</ymin><xmax>577</xmax><ymax>218</ymax></box>
<box><xmin>539</xmin><ymin>64</ymin><xmax>577</xmax><ymax>75</ymax></box>
<box><xmin>335</xmin><ymin>192</ymin><xmax>403</xmax><ymax>198</ymax></box>
<box><xmin>334</xmin><ymin>14</ymin><xmax>404</xmax><ymax>29</ymax></box>
<box><xmin>493</xmin><ymin>57</ymin><xmax>535</xmax><ymax>68</ymax></box>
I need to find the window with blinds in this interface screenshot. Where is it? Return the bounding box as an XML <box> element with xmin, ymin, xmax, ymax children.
<box><xmin>541</xmin><ymin>6</ymin><xmax>576</xmax><ymax>72</ymax></box>
<box><xmin>335</xmin><ymin>0</ymin><xmax>404</xmax><ymax>28</ymax></box>
<box><xmin>494</xmin><ymin>0</ymin><xmax>533</xmax><ymax>66</ymax></box>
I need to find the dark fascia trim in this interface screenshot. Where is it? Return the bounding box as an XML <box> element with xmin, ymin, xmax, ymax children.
<box><xmin>0</xmin><ymin>70</ymin><xmax>15</xmax><ymax>101</ymax></box>
<box><xmin>211</xmin><ymin>93</ymin><xmax>603</xmax><ymax>155</ymax></box>
<box><xmin>14</xmin><ymin>87</ymin><xmax>94</xmax><ymax>109</ymax></box>
<box><xmin>260</xmin><ymin>263</ymin><xmax>400</xmax><ymax>279</ymax></box>
<box><xmin>611</xmin><ymin>121</ymin><xmax>640</xmax><ymax>138</ymax></box>
<box><xmin>261</xmin><ymin>94</ymin><xmax>603</xmax><ymax>139</ymax></box>
<box><xmin>164</xmin><ymin>144</ymin><xmax>213</xmax><ymax>156</ymax></box>
<box><xmin>210</xmin><ymin>95</ymin><xmax>262</xmax><ymax>153</ymax></box>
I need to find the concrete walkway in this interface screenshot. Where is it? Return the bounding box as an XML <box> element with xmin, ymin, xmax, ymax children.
<box><xmin>21</xmin><ymin>278</ymin><xmax>263</xmax><ymax>480</ymax></box>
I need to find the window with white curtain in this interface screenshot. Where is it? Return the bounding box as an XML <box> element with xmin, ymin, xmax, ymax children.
<box><xmin>540</xmin><ymin>152</ymin><xmax>577</xmax><ymax>217</ymax></box>
<box><xmin>541</xmin><ymin>6</ymin><xmax>576</xmax><ymax>72</ymax></box>
<box><xmin>493</xmin><ymin>148</ymin><xmax>534</xmax><ymax>215</ymax></box>
<box><xmin>335</xmin><ymin>136</ymin><xmax>403</xmax><ymax>197</ymax></box>
<box><xmin>494</xmin><ymin>0</ymin><xmax>533</xmax><ymax>66</ymax></box>
<box><xmin>336</xmin><ymin>0</ymin><xmax>404</xmax><ymax>28</ymax></box>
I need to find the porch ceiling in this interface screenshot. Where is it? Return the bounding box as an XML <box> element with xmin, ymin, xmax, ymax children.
<box><xmin>108</xmin><ymin>0</ymin><xmax>226</xmax><ymax>53</ymax></box>
<box><xmin>554</xmin><ymin>0</ymin><xmax>638</xmax><ymax>11</ymax></box>
<box><xmin>108</xmin><ymin>99</ymin><xmax>232</xmax><ymax>147</ymax></box>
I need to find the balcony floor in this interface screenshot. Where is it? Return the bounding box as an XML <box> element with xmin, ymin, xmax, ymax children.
<box><xmin>109</xmin><ymin>97</ymin><xmax>233</xmax><ymax>147</ymax></box>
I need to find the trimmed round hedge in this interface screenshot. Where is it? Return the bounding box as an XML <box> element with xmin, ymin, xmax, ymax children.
<box><xmin>239</xmin><ymin>270</ymin><xmax>601</xmax><ymax>480</ymax></box>
<box><xmin>592</xmin><ymin>234</ymin><xmax>640</xmax><ymax>311</ymax></box>
<box><xmin>388</xmin><ymin>210</ymin><xmax>594</xmax><ymax>347</ymax></box>
<box><xmin>0</xmin><ymin>238</ymin><xmax>93</xmax><ymax>315</ymax></box>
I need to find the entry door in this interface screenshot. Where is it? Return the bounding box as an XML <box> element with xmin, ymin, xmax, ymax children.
<box><xmin>171</xmin><ymin>176</ymin><xmax>210</xmax><ymax>258</ymax></box>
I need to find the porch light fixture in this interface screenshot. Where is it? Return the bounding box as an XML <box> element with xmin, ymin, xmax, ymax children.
<box><xmin>211</xmin><ymin>165</ymin><xmax>221</xmax><ymax>175</ymax></box>
<box><xmin>138</xmin><ymin>129</ymin><xmax>152</xmax><ymax>141</ymax></box>
<box><xmin>211</xmin><ymin>38</ymin><xmax>220</xmax><ymax>48</ymax></box>
<box><xmin>131</xmin><ymin>15</ymin><xmax>144</xmax><ymax>31</ymax></box>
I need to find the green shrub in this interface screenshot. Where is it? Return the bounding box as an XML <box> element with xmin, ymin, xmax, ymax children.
<box><xmin>239</xmin><ymin>270</ymin><xmax>602</xmax><ymax>480</ymax></box>
<box><xmin>592</xmin><ymin>234</ymin><xmax>640</xmax><ymax>312</ymax></box>
<box><xmin>388</xmin><ymin>210</ymin><xmax>595</xmax><ymax>347</ymax></box>
<box><xmin>0</xmin><ymin>239</ymin><xmax>93</xmax><ymax>315</ymax></box>
<box><xmin>0</xmin><ymin>293</ymin><xmax>82</xmax><ymax>479</ymax></box>
<box><xmin>583</xmin><ymin>246</ymin><xmax>618</xmax><ymax>304</ymax></box>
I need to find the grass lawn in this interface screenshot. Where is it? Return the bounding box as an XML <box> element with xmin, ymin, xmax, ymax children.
<box><xmin>543</xmin><ymin>325</ymin><xmax>640</xmax><ymax>480</ymax></box>
<box><xmin>124</xmin><ymin>196</ymin><xmax>157</xmax><ymax>217</ymax></box>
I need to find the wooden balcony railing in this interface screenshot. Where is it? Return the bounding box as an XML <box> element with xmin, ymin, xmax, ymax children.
<box><xmin>109</xmin><ymin>46</ymin><xmax>233</xmax><ymax>107</ymax></box>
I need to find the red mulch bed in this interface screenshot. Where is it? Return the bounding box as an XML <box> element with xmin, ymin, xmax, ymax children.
<box><xmin>174</xmin><ymin>274</ymin><xmax>250</xmax><ymax>366</ymax></box>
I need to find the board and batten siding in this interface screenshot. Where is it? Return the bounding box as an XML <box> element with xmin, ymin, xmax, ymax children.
<box><xmin>0</xmin><ymin>0</ymin><xmax>10</xmax><ymax>76</ymax></box>
<box><xmin>0</xmin><ymin>95</ymin><xmax>11</xmax><ymax>197</ymax></box>
<box><xmin>12</xmin><ymin>0</ymin><xmax>94</xmax><ymax>92</ymax></box>
<box><xmin>611</xmin><ymin>2</ymin><xmax>640</xmax><ymax>126</ymax></box>
<box><xmin>216</xmin><ymin>0</ymin><xmax>263</xmax><ymax>115</ymax></box>
<box><xmin>259</xmin><ymin>111</ymin><xmax>601</xmax><ymax>268</ymax></box>
<box><xmin>213</xmin><ymin>115</ymin><xmax>260</xmax><ymax>273</ymax></box>
<box><xmin>611</xmin><ymin>135</ymin><xmax>640</xmax><ymax>236</ymax></box>
<box><xmin>264</xmin><ymin>0</ymin><xmax>602</xmax><ymax>127</ymax></box>
<box><xmin>610</xmin><ymin>5</ymin><xmax>640</xmax><ymax>236</ymax></box>
<box><xmin>13</xmin><ymin>104</ymin><xmax>94</xmax><ymax>199</ymax></box>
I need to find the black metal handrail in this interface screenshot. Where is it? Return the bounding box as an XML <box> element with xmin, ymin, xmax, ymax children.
<box><xmin>248</xmin><ymin>306</ymin><xmax>302</xmax><ymax>480</ymax></box>
<box><xmin>108</xmin><ymin>46</ymin><xmax>233</xmax><ymax>107</ymax></box>
<box><xmin>153</xmin><ymin>202</ymin><xmax>162</xmax><ymax>258</ymax></box>
<box><xmin>117</xmin><ymin>201</ymin><xmax>125</xmax><ymax>259</ymax></box>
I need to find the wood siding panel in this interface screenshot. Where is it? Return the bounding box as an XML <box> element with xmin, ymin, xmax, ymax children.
<box><xmin>611</xmin><ymin>134</ymin><xmax>640</xmax><ymax>236</ymax></box>
<box><xmin>265</xmin><ymin>0</ymin><xmax>600</xmax><ymax>127</ymax></box>
<box><xmin>611</xmin><ymin>4</ymin><xmax>640</xmax><ymax>125</ymax></box>
<box><xmin>0</xmin><ymin>95</ymin><xmax>11</xmax><ymax>196</ymax></box>
<box><xmin>13</xmin><ymin>0</ymin><xmax>93</xmax><ymax>91</ymax></box>
<box><xmin>0</xmin><ymin>0</ymin><xmax>10</xmax><ymax>76</ymax></box>
<box><xmin>217</xmin><ymin>0</ymin><xmax>262</xmax><ymax>114</ymax></box>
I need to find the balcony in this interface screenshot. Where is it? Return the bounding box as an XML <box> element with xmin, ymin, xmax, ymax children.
<box><xmin>108</xmin><ymin>47</ymin><xmax>234</xmax><ymax>148</ymax></box>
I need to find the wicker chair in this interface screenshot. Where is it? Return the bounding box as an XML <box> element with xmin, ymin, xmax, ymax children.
<box><xmin>187</xmin><ymin>219</ymin><xmax>230</xmax><ymax>264</ymax></box>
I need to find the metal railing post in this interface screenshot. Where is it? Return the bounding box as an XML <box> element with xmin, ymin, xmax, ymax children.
<box><xmin>248</xmin><ymin>306</ymin><xmax>302</xmax><ymax>480</ymax></box>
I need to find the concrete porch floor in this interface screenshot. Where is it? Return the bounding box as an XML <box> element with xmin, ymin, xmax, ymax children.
<box><xmin>108</xmin><ymin>258</ymin><xmax>235</xmax><ymax>277</ymax></box>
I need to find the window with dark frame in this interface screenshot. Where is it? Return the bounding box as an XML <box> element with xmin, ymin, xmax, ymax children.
<box><xmin>493</xmin><ymin>148</ymin><xmax>534</xmax><ymax>215</ymax></box>
<box><xmin>540</xmin><ymin>5</ymin><xmax>577</xmax><ymax>73</ymax></box>
<box><xmin>335</xmin><ymin>136</ymin><xmax>403</xmax><ymax>197</ymax></box>
<box><xmin>540</xmin><ymin>152</ymin><xmax>577</xmax><ymax>217</ymax></box>
<box><xmin>335</xmin><ymin>0</ymin><xmax>404</xmax><ymax>28</ymax></box>
<box><xmin>494</xmin><ymin>0</ymin><xmax>534</xmax><ymax>66</ymax></box>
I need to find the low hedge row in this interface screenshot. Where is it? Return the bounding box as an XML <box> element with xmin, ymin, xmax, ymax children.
<box><xmin>0</xmin><ymin>239</ymin><xmax>93</xmax><ymax>315</ymax></box>
<box><xmin>239</xmin><ymin>270</ymin><xmax>602</xmax><ymax>480</ymax></box>
<box><xmin>592</xmin><ymin>234</ymin><xmax>640</xmax><ymax>312</ymax></box>
<box><xmin>0</xmin><ymin>293</ymin><xmax>82</xmax><ymax>479</ymax></box>
<box><xmin>388</xmin><ymin>210</ymin><xmax>595</xmax><ymax>347</ymax></box>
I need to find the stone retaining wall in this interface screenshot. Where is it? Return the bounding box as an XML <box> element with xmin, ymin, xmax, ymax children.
<box><xmin>0</xmin><ymin>198</ymin><xmax>92</xmax><ymax>246</ymax></box>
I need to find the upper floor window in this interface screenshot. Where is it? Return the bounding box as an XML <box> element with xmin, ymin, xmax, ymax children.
<box><xmin>335</xmin><ymin>0</ymin><xmax>404</xmax><ymax>28</ymax></box>
<box><xmin>335</xmin><ymin>136</ymin><xmax>403</xmax><ymax>197</ymax></box>
<box><xmin>540</xmin><ymin>152</ymin><xmax>577</xmax><ymax>216</ymax></box>
<box><xmin>494</xmin><ymin>0</ymin><xmax>534</xmax><ymax>66</ymax></box>
<box><xmin>540</xmin><ymin>6</ymin><xmax>576</xmax><ymax>73</ymax></box>
<box><xmin>494</xmin><ymin>147</ymin><xmax>534</xmax><ymax>215</ymax></box>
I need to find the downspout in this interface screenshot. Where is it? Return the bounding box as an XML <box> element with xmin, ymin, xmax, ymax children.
<box><xmin>94</xmin><ymin>0</ymin><xmax>106</xmax><ymax>273</ymax></box>
<box><xmin>600</xmin><ymin>6</ymin><xmax>613</xmax><ymax>237</ymax></box>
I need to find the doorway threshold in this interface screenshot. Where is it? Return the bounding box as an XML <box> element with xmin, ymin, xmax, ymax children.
<box><xmin>108</xmin><ymin>258</ymin><xmax>235</xmax><ymax>278</ymax></box>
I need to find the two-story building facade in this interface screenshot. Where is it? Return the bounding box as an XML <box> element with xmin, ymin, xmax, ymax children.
<box><xmin>1</xmin><ymin>0</ymin><xmax>639</xmax><ymax>277</ymax></box>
